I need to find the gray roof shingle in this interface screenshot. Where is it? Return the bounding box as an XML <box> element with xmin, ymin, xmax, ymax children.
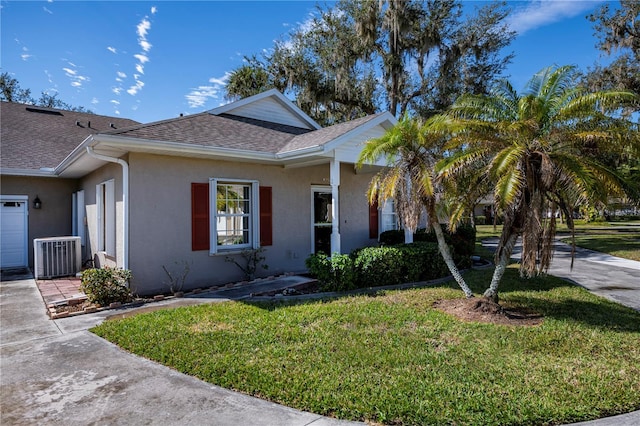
<box><xmin>106</xmin><ymin>113</ymin><xmax>312</xmax><ymax>153</ymax></box>
<box><xmin>1</xmin><ymin>102</ymin><xmax>139</xmax><ymax>171</ymax></box>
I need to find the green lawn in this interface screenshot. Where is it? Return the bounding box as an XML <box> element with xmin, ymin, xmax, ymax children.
<box><xmin>92</xmin><ymin>267</ymin><xmax>640</xmax><ymax>425</ymax></box>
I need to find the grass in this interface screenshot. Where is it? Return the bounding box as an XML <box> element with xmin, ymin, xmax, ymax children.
<box><xmin>92</xmin><ymin>267</ymin><xmax>640</xmax><ymax>425</ymax></box>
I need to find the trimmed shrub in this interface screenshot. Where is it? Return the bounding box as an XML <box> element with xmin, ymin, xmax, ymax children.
<box><xmin>305</xmin><ymin>242</ymin><xmax>453</xmax><ymax>291</ymax></box>
<box><xmin>379</xmin><ymin>229</ymin><xmax>405</xmax><ymax>246</ymax></box>
<box><xmin>397</xmin><ymin>242</ymin><xmax>450</xmax><ymax>282</ymax></box>
<box><xmin>80</xmin><ymin>267</ymin><xmax>133</xmax><ymax>306</ymax></box>
<box><xmin>305</xmin><ymin>253</ymin><xmax>357</xmax><ymax>292</ymax></box>
<box><xmin>354</xmin><ymin>246</ymin><xmax>404</xmax><ymax>287</ymax></box>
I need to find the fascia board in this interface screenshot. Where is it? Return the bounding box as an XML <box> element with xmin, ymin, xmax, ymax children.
<box><xmin>0</xmin><ymin>168</ymin><xmax>58</xmax><ymax>177</ymax></box>
<box><xmin>323</xmin><ymin>112</ymin><xmax>397</xmax><ymax>154</ymax></box>
<box><xmin>279</xmin><ymin>112</ymin><xmax>397</xmax><ymax>161</ymax></box>
<box><xmin>54</xmin><ymin>136</ymin><xmax>94</xmax><ymax>176</ymax></box>
<box><xmin>274</xmin><ymin>144</ymin><xmax>324</xmax><ymax>159</ymax></box>
<box><xmin>209</xmin><ymin>89</ymin><xmax>321</xmax><ymax>130</ymax></box>
<box><xmin>89</xmin><ymin>134</ymin><xmax>279</xmax><ymax>162</ymax></box>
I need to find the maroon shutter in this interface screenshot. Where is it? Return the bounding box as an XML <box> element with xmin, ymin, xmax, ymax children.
<box><xmin>259</xmin><ymin>186</ymin><xmax>273</xmax><ymax>246</ymax></box>
<box><xmin>191</xmin><ymin>183</ymin><xmax>210</xmax><ymax>251</ymax></box>
<box><xmin>369</xmin><ymin>199</ymin><xmax>379</xmax><ymax>239</ymax></box>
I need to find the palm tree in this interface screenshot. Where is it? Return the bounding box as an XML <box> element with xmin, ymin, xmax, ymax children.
<box><xmin>357</xmin><ymin>113</ymin><xmax>474</xmax><ymax>298</ymax></box>
<box><xmin>439</xmin><ymin>65</ymin><xmax>639</xmax><ymax>302</ymax></box>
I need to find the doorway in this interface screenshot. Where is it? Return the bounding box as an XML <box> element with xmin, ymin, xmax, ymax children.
<box><xmin>311</xmin><ymin>186</ymin><xmax>332</xmax><ymax>254</ymax></box>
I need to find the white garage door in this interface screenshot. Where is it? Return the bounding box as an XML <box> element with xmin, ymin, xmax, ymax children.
<box><xmin>1</xmin><ymin>196</ymin><xmax>28</xmax><ymax>269</ymax></box>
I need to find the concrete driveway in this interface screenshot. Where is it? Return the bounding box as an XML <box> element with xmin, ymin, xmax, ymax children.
<box><xmin>482</xmin><ymin>238</ymin><xmax>640</xmax><ymax>311</ymax></box>
<box><xmin>0</xmin><ymin>273</ymin><xmax>361</xmax><ymax>425</ymax></box>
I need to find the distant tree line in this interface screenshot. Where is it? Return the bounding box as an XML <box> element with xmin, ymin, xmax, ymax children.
<box><xmin>225</xmin><ymin>0</ymin><xmax>638</xmax><ymax>126</ymax></box>
<box><xmin>0</xmin><ymin>72</ymin><xmax>92</xmax><ymax>113</ymax></box>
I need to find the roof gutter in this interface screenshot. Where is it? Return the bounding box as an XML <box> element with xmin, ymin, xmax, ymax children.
<box><xmin>85</xmin><ymin>145</ymin><xmax>129</xmax><ymax>271</ymax></box>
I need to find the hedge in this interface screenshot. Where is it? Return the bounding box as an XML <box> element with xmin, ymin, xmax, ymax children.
<box><xmin>306</xmin><ymin>242</ymin><xmax>452</xmax><ymax>292</ymax></box>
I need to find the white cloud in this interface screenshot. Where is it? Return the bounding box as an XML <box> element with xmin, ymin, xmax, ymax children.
<box><xmin>133</xmin><ymin>54</ymin><xmax>149</xmax><ymax>64</ymax></box>
<box><xmin>185</xmin><ymin>74</ymin><xmax>230</xmax><ymax>109</ymax></box>
<box><xmin>43</xmin><ymin>7</ymin><xmax>53</xmax><ymax>14</ymax></box>
<box><xmin>507</xmin><ymin>0</ymin><xmax>602</xmax><ymax>35</ymax></box>
<box><xmin>127</xmin><ymin>79</ymin><xmax>144</xmax><ymax>96</ymax></box>
<box><xmin>112</xmin><ymin>87</ymin><xmax>123</xmax><ymax>95</ymax></box>
<box><xmin>20</xmin><ymin>46</ymin><xmax>32</xmax><ymax>61</ymax></box>
<box><xmin>117</xmin><ymin>71</ymin><xmax>127</xmax><ymax>79</ymax></box>
<box><xmin>137</xmin><ymin>18</ymin><xmax>150</xmax><ymax>39</ymax></box>
<box><xmin>107</xmin><ymin>46</ymin><xmax>117</xmax><ymax>54</ymax></box>
<box><xmin>124</xmin><ymin>10</ymin><xmax>155</xmax><ymax>96</ymax></box>
<box><xmin>44</xmin><ymin>70</ymin><xmax>54</xmax><ymax>83</ymax></box>
<box><xmin>91</xmin><ymin>97</ymin><xmax>99</xmax><ymax>105</ymax></box>
<box><xmin>62</xmin><ymin>62</ymin><xmax>90</xmax><ymax>88</ymax></box>
<box><xmin>110</xmin><ymin>99</ymin><xmax>120</xmax><ymax>105</ymax></box>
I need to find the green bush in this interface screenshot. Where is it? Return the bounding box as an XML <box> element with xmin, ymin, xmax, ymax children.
<box><xmin>306</xmin><ymin>242</ymin><xmax>452</xmax><ymax>291</ymax></box>
<box><xmin>397</xmin><ymin>242</ymin><xmax>450</xmax><ymax>282</ymax></box>
<box><xmin>354</xmin><ymin>246</ymin><xmax>404</xmax><ymax>287</ymax></box>
<box><xmin>305</xmin><ymin>253</ymin><xmax>357</xmax><ymax>292</ymax></box>
<box><xmin>80</xmin><ymin>267</ymin><xmax>133</xmax><ymax>306</ymax></box>
<box><xmin>379</xmin><ymin>229</ymin><xmax>405</xmax><ymax>246</ymax></box>
<box><xmin>380</xmin><ymin>224</ymin><xmax>475</xmax><ymax>268</ymax></box>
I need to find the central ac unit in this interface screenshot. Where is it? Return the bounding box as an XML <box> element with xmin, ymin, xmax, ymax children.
<box><xmin>33</xmin><ymin>237</ymin><xmax>81</xmax><ymax>280</ymax></box>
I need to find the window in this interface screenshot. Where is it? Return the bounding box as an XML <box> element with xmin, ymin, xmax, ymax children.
<box><xmin>380</xmin><ymin>200</ymin><xmax>398</xmax><ymax>233</ymax></box>
<box><xmin>210</xmin><ymin>179</ymin><xmax>259</xmax><ymax>253</ymax></box>
<box><xmin>191</xmin><ymin>181</ymin><xmax>272</xmax><ymax>252</ymax></box>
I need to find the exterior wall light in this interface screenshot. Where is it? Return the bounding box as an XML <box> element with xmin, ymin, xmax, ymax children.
<box><xmin>33</xmin><ymin>196</ymin><xmax>42</xmax><ymax>209</ymax></box>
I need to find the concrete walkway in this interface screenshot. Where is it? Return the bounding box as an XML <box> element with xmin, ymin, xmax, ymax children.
<box><xmin>0</xmin><ymin>272</ymin><xmax>361</xmax><ymax>425</ymax></box>
<box><xmin>2</xmin><ymin>243</ymin><xmax>640</xmax><ymax>425</ymax></box>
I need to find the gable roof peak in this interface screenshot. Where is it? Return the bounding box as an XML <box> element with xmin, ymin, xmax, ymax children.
<box><xmin>208</xmin><ymin>89</ymin><xmax>321</xmax><ymax>131</ymax></box>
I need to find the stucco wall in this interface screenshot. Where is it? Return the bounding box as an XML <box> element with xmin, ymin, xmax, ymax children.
<box><xmin>1</xmin><ymin>175</ymin><xmax>78</xmax><ymax>268</ymax></box>
<box><xmin>79</xmin><ymin>161</ymin><xmax>125</xmax><ymax>268</ymax></box>
<box><xmin>126</xmin><ymin>153</ymin><xmax>378</xmax><ymax>295</ymax></box>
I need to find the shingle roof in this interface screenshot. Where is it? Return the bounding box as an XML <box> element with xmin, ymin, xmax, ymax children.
<box><xmin>280</xmin><ymin>113</ymin><xmax>387</xmax><ymax>154</ymax></box>
<box><xmin>102</xmin><ymin>111</ymin><xmax>387</xmax><ymax>156</ymax></box>
<box><xmin>107</xmin><ymin>112</ymin><xmax>312</xmax><ymax>153</ymax></box>
<box><xmin>1</xmin><ymin>102</ymin><xmax>139</xmax><ymax>171</ymax></box>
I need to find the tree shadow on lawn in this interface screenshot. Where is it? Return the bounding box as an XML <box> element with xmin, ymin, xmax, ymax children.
<box><xmin>437</xmin><ymin>267</ymin><xmax>640</xmax><ymax>332</ymax></box>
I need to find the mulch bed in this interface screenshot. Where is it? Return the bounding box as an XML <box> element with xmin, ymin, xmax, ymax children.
<box><xmin>433</xmin><ymin>297</ymin><xmax>544</xmax><ymax>326</ymax></box>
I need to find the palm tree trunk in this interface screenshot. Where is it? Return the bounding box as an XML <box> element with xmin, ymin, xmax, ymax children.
<box><xmin>432</xmin><ymin>222</ymin><xmax>474</xmax><ymax>298</ymax></box>
<box><xmin>483</xmin><ymin>231</ymin><xmax>518</xmax><ymax>302</ymax></box>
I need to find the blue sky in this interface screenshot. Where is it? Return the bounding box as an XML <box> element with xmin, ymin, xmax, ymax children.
<box><xmin>1</xmin><ymin>1</ymin><xmax>614</xmax><ymax>124</ymax></box>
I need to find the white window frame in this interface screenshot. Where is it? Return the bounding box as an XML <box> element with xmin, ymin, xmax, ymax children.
<box><xmin>96</xmin><ymin>180</ymin><xmax>115</xmax><ymax>255</ymax></box>
<box><xmin>209</xmin><ymin>178</ymin><xmax>259</xmax><ymax>255</ymax></box>
<box><xmin>380</xmin><ymin>199</ymin><xmax>398</xmax><ymax>234</ymax></box>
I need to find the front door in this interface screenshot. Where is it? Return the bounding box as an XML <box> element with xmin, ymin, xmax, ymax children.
<box><xmin>311</xmin><ymin>186</ymin><xmax>332</xmax><ymax>254</ymax></box>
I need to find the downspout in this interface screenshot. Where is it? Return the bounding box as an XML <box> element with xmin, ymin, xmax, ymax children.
<box><xmin>86</xmin><ymin>146</ymin><xmax>129</xmax><ymax>270</ymax></box>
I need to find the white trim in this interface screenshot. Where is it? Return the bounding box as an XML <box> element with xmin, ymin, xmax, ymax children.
<box><xmin>96</xmin><ymin>179</ymin><xmax>116</xmax><ymax>256</ymax></box>
<box><xmin>209</xmin><ymin>178</ymin><xmax>260</xmax><ymax>255</ymax></box>
<box><xmin>0</xmin><ymin>195</ymin><xmax>29</xmax><ymax>269</ymax></box>
<box><xmin>0</xmin><ymin>168</ymin><xmax>58</xmax><ymax>177</ymax></box>
<box><xmin>310</xmin><ymin>185</ymin><xmax>332</xmax><ymax>255</ymax></box>
<box><xmin>209</xmin><ymin>89</ymin><xmax>322</xmax><ymax>130</ymax></box>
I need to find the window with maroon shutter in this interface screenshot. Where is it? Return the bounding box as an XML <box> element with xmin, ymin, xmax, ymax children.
<box><xmin>259</xmin><ymin>186</ymin><xmax>273</xmax><ymax>246</ymax></box>
<box><xmin>369</xmin><ymin>199</ymin><xmax>379</xmax><ymax>239</ymax></box>
<box><xmin>191</xmin><ymin>183</ymin><xmax>209</xmax><ymax>251</ymax></box>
